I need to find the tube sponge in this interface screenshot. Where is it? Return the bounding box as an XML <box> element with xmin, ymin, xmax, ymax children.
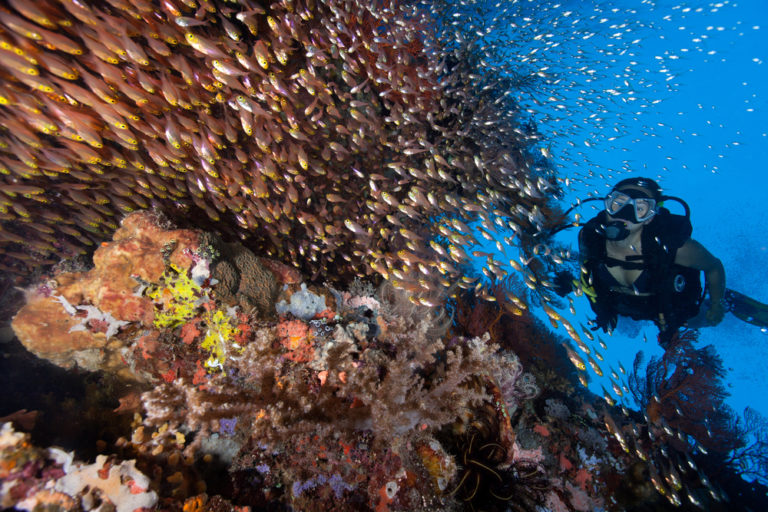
<box><xmin>275</xmin><ymin>283</ymin><xmax>327</xmax><ymax>320</ymax></box>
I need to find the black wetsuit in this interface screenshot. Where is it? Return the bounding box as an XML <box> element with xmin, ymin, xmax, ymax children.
<box><xmin>580</xmin><ymin>209</ymin><xmax>704</xmax><ymax>339</ymax></box>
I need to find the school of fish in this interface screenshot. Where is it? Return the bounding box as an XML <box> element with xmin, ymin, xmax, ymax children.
<box><xmin>0</xmin><ymin>0</ymin><xmax>753</xmax><ymax>507</ymax></box>
<box><xmin>0</xmin><ymin>0</ymin><xmax>561</xmax><ymax>305</ymax></box>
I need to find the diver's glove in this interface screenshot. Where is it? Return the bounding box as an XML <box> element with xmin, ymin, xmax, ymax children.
<box><xmin>553</xmin><ymin>270</ymin><xmax>575</xmax><ymax>297</ymax></box>
<box><xmin>590</xmin><ymin>312</ymin><xmax>617</xmax><ymax>333</ymax></box>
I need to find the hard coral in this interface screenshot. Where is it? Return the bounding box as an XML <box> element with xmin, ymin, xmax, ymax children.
<box><xmin>210</xmin><ymin>241</ymin><xmax>280</xmax><ymax>318</ymax></box>
<box><xmin>81</xmin><ymin>211</ymin><xmax>200</xmax><ymax>325</ymax></box>
<box><xmin>10</xmin><ymin>288</ymin><xmax>125</xmax><ymax>373</ymax></box>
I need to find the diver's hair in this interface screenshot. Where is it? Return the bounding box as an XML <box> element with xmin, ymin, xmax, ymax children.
<box><xmin>613</xmin><ymin>176</ymin><xmax>662</xmax><ymax>201</ymax></box>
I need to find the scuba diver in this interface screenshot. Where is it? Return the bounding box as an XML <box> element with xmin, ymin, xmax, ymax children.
<box><xmin>554</xmin><ymin>177</ymin><xmax>768</xmax><ymax>346</ymax></box>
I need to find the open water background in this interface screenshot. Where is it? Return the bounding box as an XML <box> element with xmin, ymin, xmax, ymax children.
<box><xmin>467</xmin><ymin>0</ymin><xmax>768</xmax><ymax>427</ymax></box>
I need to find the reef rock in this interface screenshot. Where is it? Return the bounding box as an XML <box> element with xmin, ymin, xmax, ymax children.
<box><xmin>86</xmin><ymin>211</ymin><xmax>200</xmax><ymax>323</ymax></box>
<box><xmin>11</xmin><ymin>211</ymin><xmax>200</xmax><ymax>376</ymax></box>
<box><xmin>10</xmin><ymin>211</ymin><xmax>309</xmax><ymax>382</ymax></box>
<box><xmin>10</xmin><ymin>288</ymin><xmax>126</xmax><ymax>373</ymax></box>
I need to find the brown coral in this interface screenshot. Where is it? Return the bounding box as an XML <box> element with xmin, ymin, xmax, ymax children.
<box><xmin>77</xmin><ymin>211</ymin><xmax>200</xmax><ymax>325</ymax></box>
<box><xmin>10</xmin><ymin>288</ymin><xmax>123</xmax><ymax>373</ymax></box>
<box><xmin>210</xmin><ymin>241</ymin><xmax>280</xmax><ymax>318</ymax></box>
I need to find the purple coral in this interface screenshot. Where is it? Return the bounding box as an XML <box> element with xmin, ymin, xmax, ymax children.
<box><xmin>328</xmin><ymin>473</ymin><xmax>356</xmax><ymax>498</ymax></box>
<box><xmin>219</xmin><ymin>418</ymin><xmax>237</xmax><ymax>436</ymax></box>
<box><xmin>35</xmin><ymin>280</ymin><xmax>55</xmax><ymax>297</ymax></box>
<box><xmin>292</xmin><ymin>475</ymin><xmax>327</xmax><ymax>497</ymax></box>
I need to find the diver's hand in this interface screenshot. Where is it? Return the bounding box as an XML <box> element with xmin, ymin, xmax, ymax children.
<box><xmin>706</xmin><ymin>301</ymin><xmax>726</xmax><ymax>325</ymax></box>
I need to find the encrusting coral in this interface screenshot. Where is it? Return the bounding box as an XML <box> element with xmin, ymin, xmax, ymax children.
<box><xmin>11</xmin><ymin>211</ymin><xmax>200</xmax><ymax>376</ymax></box>
<box><xmin>0</xmin><ymin>422</ymin><xmax>158</xmax><ymax>512</ymax></box>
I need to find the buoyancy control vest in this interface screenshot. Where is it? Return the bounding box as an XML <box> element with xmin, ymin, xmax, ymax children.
<box><xmin>580</xmin><ymin>208</ymin><xmax>704</xmax><ymax>331</ymax></box>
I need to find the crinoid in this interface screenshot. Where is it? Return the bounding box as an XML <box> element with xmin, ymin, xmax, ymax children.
<box><xmin>447</xmin><ymin>429</ymin><xmax>547</xmax><ymax>511</ymax></box>
<box><xmin>442</xmin><ymin>381</ymin><xmax>548</xmax><ymax>511</ymax></box>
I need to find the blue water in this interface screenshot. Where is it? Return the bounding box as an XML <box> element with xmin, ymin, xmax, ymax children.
<box><xmin>469</xmin><ymin>0</ymin><xmax>768</xmax><ymax>432</ymax></box>
<box><xmin>553</xmin><ymin>0</ymin><xmax>768</xmax><ymax>422</ymax></box>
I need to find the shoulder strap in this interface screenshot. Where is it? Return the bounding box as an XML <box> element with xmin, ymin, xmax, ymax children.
<box><xmin>640</xmin><ymin>209</ymin><xmax>687</xmax><ymax>282</ymax></box>
<box><xmin>642</xmin><ymin>208</ymin><xmax>692</xmax><ymax>259</ymax></box>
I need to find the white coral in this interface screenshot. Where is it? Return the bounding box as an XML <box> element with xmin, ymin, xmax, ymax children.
<box><xmin>53</xmin><ymin>295</ymin><xmax>130</xmax><ymax>340</ymax></box>
<box><xmin>69</xmin><ymin>305</ymin><xmax>129</xmax><ymax>339</ymax></box>
<box><xmin>53</xmin><ymin>454</ymin><xmax>157</xmax><ymax>512</ymax></box>
<box><xmin>0</xmin><ymin>422</ymin><xmax>24</xmax><ymax>449</ymax></box>
<box><xmin>190</xmin><ymin>258</ymin><xmax>211</xmax><ymax>285</ymax></box>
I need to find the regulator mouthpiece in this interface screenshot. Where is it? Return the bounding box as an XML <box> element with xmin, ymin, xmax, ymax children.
<box><xmin>603</xmin><ymin>220</ymin><xmax>630</xmax><ymax>241</ymax></box>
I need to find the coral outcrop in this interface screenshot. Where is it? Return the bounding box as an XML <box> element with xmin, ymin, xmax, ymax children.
<box><xmin>11</xmin><ymin>211</ymin><xmax>200</xmax><ymax>376</ymax></box>
<box><xmin>205</xmin><ymin>234</ymin><xmax>282</xmax><ymax>317</ymax></box>
<box><xmin>8</xmin><ymin>209</ymin><xmax>548</xmax><ymax>510</ymax></box>
<box><xmin>10</xmin><ymin>211</ymin><xmax>291</xmax><ymax>379</ymax></box>
<box><xmin>0</xmin><ymin>422</ymin><xmax>157</xmax><ymax>512</ymax></box>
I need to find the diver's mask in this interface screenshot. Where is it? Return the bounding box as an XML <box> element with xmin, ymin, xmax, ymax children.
<box><xmin>604</xmin><ymin>189</ymin><xmax>657</xmax><ymax>223</ymax></box>
<box><xmin>603</xmin><ymin>189</ymin><xmax>657</xmax><ymax>240</ymax></box>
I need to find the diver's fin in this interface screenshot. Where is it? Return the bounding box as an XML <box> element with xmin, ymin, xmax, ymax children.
<box><xmin>724</xmin><ymin>288</ymin><xmax>768</xmax><ymax>328</ymax></box>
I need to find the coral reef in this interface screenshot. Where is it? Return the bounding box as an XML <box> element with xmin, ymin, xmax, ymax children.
<box><xmin>0</xmin><ymin>0</ymin><xmax>765</xmax><ymax>510</ymax></box>
<box><xmin>8</xmin><ymin>212</ymin><xmax>545</xmax><ymax>510</ymax></box>
<box><xmin>129</xmin><ymin>289</ymin><xmax>538</xmax><ymax>510</ymax></box>
<box><xmin>10</xmin><ymin>211</ymin><xmax>290</xmax><ymax>380</ymax></box>
<box><xmin>6</xmin><ymin>213</ymin><xmax>768</xmax><ymax>510</ymax></box>
<box><xmin>11</xmin><ymin>211</ymin><xmax>200</xmax><ymax>376</ymax></box>
<box><xmin>0</xmin><ymin>422</ymin><xmax>157</xmax><ymax>512</ymax></box>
